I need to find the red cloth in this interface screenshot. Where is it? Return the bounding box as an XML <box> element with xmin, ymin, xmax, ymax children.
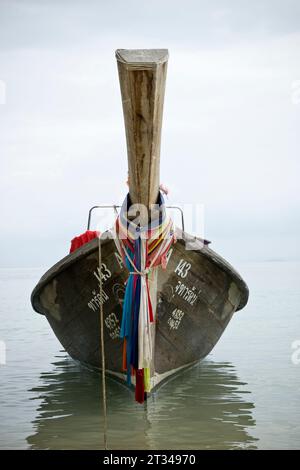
<box><xmin>135</xmin><ymin>369</ymin><xmax>145</xmax><ymax>404</ymax></box>
<box><xmin>70</xmin><ymin>230</ymin><xmax>99</xmax><ymax>253</ymax></box>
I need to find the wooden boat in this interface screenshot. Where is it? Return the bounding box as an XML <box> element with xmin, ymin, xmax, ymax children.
<box><xmin>31</xmin><ymin>49</ymin><xmax>249</xmax><ymax>393</ymax></box>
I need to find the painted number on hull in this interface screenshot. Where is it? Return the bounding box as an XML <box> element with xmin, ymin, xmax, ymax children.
<box><xmin>167</xmin><ymin>308</ymin><xmax>185</xmax><ymax>330</ymax></box>
<box><xmin>94</xmin><ymin>263</ymin><xmax>111</xmax><ymax>283</ymax></box>
<box><xmin>105</xmin><ymin>312</ymin><xmax>120</xmax><ymax>340</ymax></box>
<box><xmin>175</xmin><ymin>259</ymin><xmax>191</xmax><ymax>278</ymax></box>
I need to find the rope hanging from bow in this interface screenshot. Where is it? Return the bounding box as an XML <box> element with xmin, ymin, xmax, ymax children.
<box><xmin>113</xmin><ymin>192</ymin><xmax>175</xmax><ymax>403</ymax></box>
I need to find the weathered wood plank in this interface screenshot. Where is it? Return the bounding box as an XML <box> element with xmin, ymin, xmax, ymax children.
<box><xmin>116</xmin><ymin>49</ymin><xmax>168</xmax><ymax>211</ymax></box>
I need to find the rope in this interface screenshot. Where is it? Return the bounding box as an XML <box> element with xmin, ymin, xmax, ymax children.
<box><xmin>98</xmin><ymin>234</ymin><xmax>108</xmax><ymax>450</ymax></box>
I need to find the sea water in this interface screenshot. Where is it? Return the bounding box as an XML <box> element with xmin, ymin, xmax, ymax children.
<box><xmin>0</xmin><ymin>261</ymin><xmax>299</xmax><ymax>449</ymax></box>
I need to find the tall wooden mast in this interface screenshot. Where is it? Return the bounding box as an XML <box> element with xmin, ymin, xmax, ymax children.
<box><xmin>116</xmin><ymin>49</ymin><xmax>169</xmax><ymax>211</ymax></box>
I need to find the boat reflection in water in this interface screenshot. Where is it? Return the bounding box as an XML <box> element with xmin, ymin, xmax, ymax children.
<box><xmin>26</xmin><ymin>355</ymin><xmax>258</xmax><ymax>450</ymax></box>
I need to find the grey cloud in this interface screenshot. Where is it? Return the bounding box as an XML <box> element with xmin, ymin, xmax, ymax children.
<box><xmin>0</xmin><ymin>0</ymin><xmax>300</xmax><ymax>52</ymax></box>
<box><xmin>0</xmin><ymin>1</ymin><xmax>300</xmax><ymax>267</ymax></box>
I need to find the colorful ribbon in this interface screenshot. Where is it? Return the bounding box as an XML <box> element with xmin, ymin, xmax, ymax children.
<box><xmin>113</xmin><ymin>192</ymin><xmax>175</xmax><ymax>403</ymax></box>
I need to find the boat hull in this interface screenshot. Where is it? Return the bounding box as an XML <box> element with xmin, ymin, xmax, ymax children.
<box><xmin>31</xmin><ymin>231</ymin><xmax>248</xmax><ymax>389</ymax></box>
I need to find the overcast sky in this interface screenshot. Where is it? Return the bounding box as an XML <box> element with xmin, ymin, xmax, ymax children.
<box><xmin>0</xmin><ymin>0</ymin><xmax>299</xmax><ymax>269</ymax></box>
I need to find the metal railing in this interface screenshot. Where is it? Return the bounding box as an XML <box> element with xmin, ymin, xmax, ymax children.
<box><xmin>87</xmin><ymin>204</ymin><xmax>185</xmax><ymax>233</ymax></box>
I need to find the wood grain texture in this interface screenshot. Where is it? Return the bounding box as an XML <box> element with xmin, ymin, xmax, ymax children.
<box><xmin>116</xmin><ymin>49</ymin><xmax>168</xmax><ymax>210</ymax></box>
